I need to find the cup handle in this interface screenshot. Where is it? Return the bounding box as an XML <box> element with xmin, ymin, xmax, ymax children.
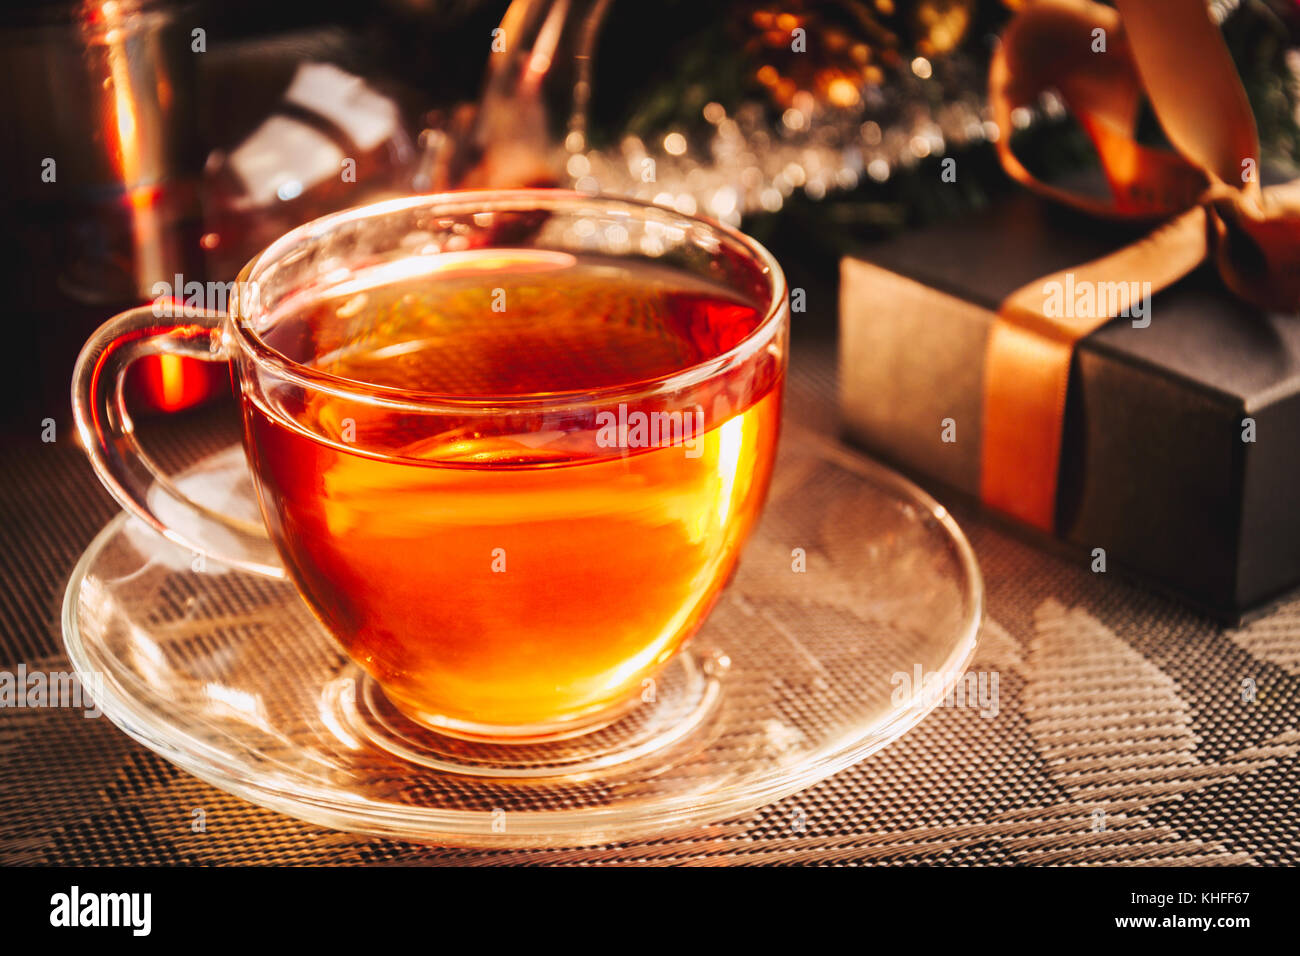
<box><xmin>71</xmin><ymin>305</ymin><xmax>284</xmax><ymax>578</ymax></box>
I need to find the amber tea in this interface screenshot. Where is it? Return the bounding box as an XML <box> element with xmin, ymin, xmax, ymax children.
<box><xmin>238</xmin><ymin>249</ymin><xmax>784</xmax><ymax>736</ymax></box>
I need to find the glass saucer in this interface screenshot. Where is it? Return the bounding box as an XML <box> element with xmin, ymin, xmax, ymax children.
<box><xmin>63</xmin><ymin>426</ymin><xmax>982</xmax><ymax>847</ymax></box>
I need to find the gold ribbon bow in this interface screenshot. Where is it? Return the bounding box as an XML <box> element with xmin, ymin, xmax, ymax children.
<box><xmin>982</xmin><ymin>0</ymin><xmax>1300</xmax><ymax>531</ymax></box>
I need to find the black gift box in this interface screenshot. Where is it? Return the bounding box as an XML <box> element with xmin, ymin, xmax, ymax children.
<box><xmin>840</xmin><ymin>192</ymin><xmax>1300</xmax><ymax>620</ymax></box>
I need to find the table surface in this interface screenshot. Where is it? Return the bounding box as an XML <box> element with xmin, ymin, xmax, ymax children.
<box><xmin>3</xmin><ymin>328</ymin><xmax>1298</xmax><ymax>866</ymax></box>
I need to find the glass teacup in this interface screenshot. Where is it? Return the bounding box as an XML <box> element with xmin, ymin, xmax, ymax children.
<box><xmin>73</xmin><ymin>190</ymin><xmax>788</xmax><ymax>741</ymax></box>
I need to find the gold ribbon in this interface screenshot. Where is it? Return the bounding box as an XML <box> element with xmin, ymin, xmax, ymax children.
<box><xmin>981</xmin><ymin>0</ymin><xmax>1300</xmax><ymax>530</ymax></box>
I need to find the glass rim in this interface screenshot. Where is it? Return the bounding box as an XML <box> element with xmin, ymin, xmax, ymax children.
<box><xmin>229</xmin><ymin>189</ymin><xmax>788</xmax><ymax>413</ymax></box>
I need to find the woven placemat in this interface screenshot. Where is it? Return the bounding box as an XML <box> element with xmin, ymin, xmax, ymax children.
<box><xmin>2</xmin><ymin>334</ymin><xmax>1298</xmax><ymax>865</ymax></box>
